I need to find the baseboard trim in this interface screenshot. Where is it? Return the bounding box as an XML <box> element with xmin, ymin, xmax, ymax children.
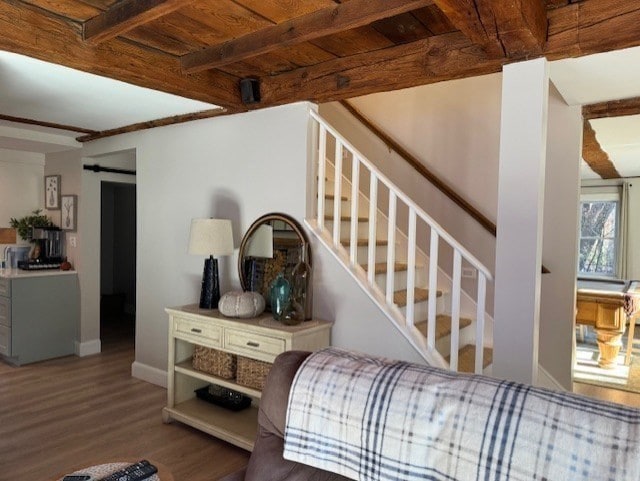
<box><xmin>132</xmin><ymin>361</ymin><xmax>167</xmax><ymax>388</ymax></box>
<box><xmin>537</xmin><ymin>365</ymin><xmax>567</xmax><ymax>392</ymax></box>
<box><xmin>76</xmin><ymin>339</ymin><xmax>101</xmax><ymax>357</ymax></box>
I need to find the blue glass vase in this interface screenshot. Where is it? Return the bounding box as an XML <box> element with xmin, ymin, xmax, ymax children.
<box><xmin>269</xmin><ymin>273</ymin><xmax>291</xmax><ymax>322</ymax></box>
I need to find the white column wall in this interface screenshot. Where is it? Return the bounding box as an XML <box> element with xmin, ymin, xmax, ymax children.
<box><xmin>539</xmin><ymin>83</ymin><xmax>582</xmax><ymax>390</ymax></box>
<box><xmin>493</xmin><ymin>58</ymin><xmax>550</xmax><ymax>384</ymax></box>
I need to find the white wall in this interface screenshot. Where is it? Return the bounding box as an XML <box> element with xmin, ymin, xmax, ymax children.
<box><xmin>45</xmin><ymin>149</ymin><xmax>83</xmax><ymax>263</ymax></box>
<box><xmin>539</xmin><ymin>83</ymin><xmax>582</xmax><ymax>390</ymax></box>
<box><xmin>0</xmin><ymin>149</ymin><xmax>45</xmax><ymax>256</ymax></box>
<box><xmin>319</xmin><ymin>74</ymin><xmax>502</xmax><ymax>313</ymax></box>
<box><xmin>80</xmin><ymin>103</ymin><xmax>424</xmax><ymax>385</ymax></box>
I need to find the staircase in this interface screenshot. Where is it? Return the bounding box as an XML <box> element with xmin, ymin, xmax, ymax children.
<box><xmin>306</xmin><ymin>109</ymin><xmax>494</xmax><ymax>374</ymax></box>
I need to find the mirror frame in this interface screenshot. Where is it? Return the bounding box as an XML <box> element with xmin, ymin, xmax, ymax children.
<box><xmin>238</xmin><ymin>212</ymin><xmax>311</xmax><ymax>294</ymax></box>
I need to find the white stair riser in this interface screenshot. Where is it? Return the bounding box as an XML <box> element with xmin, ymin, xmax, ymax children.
<box><xmin>324</xmin><ymin>197</ymin><xmax>369</xmax><ymax>218</ymax></box>
<box><xmin>435</xmin><ymin>322</ymin><xmax>476</xmax><ymax>358</ymax></box>
<box><xmin>398</xmin><ymin>297</ymin><xmax>445</xmax><ymax>321</ymax></box>
<box><xmin>325</xmin><ymin>219</ymin><xmax>390</xmax><ymax>239</ymax></box>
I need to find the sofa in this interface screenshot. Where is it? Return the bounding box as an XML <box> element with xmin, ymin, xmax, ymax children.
<box><xmin>221</xmin><ymin>350</ymin><xmax>346</xmax><ymax>481</ymax></box>
<box><xmin>221</xmin><ymin>348</ymin><xmax>640</xmax><ymax>481</ymax></box>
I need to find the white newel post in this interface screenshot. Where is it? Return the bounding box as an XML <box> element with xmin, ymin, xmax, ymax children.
<box><xmin>493</xmin><ymin>58</ymin><xmax>549</xmax><ymax>385</ymax></box>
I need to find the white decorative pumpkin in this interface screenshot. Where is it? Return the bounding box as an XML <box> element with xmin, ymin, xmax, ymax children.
<box><xmin>218</xmin><ymin>290</ymin><xmax>266</xmax><ymax>318</ymax></box>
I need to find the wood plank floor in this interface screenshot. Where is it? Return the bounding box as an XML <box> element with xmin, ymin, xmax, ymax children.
<box><xmin>0</xmin><ymin>339</ymin><xmax>249</xmax><ymax>480</ymax></box>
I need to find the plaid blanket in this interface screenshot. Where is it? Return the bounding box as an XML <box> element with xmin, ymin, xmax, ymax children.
<box><xmin>283</xmin><ymin>347</ymin><xmax>640</xmax><ymax>481</ymax></box>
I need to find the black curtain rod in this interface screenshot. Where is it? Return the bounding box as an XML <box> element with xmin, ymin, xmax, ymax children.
<box><xmin>83</xmin><ymin>164</ymin><xmax>136</xmax><ymax>176</ymax></box>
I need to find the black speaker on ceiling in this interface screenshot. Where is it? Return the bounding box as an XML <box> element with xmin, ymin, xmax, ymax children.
<box><xmin>240</xmin><ymin>78</ymin><xmax>260</xmax><ymax>105</ymax></box>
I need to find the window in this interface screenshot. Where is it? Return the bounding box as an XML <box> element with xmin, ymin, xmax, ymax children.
<box><xmin>578</xmin><ymin>190</ymin><xmax>620</xmax><ymax>278</ymax></box>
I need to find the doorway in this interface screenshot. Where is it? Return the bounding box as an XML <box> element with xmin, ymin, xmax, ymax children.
<box><xmin>100</xmin><ymin>181</ymin><xmax>136</xmax><ymax>348</ymax></box>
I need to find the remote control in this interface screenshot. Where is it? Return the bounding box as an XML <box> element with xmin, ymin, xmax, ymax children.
<box><xmin>97</xmin><ymin>460</ymin><xmax>158</xmax><ymax>481</ymax></box>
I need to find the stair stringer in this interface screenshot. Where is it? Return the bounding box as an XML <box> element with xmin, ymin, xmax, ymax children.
<box><xmin>324</xmin><ymin>159</ymin><xmax>494</xmax><ymax>347</ymax></box>
<box><xmin>305</xmin><ymin>218</ymin><xmax>447</xmax><ymax>369</ymax></box>
<box><xmin>316</xmin><ymin>159</ymin><xmax>494</xmax><ymax>369</ymax></box>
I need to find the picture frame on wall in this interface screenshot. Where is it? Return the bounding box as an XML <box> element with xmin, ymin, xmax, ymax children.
<box><xmin>44</xmin><ymin>175</ymin><xmax>61</xmax><ymax>210</ymax></box>
<box><xmin>61</xmin><ymin>195</ymin><xmax>77</xmax><ymax>232</ymax></box>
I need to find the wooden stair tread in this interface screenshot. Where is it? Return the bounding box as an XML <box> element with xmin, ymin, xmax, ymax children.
<box><xmin>415</xmin><ymin>315</ymin><xmax>472</xmax><ymax>340</ymax></box>
<box><xmin>341</xmin><ymin>238</ymin><xmax>389</xmax><ymax>247</ymax></box>
<box><xmin>325</xmin><ymin>193</ymin><xmax>349</xmax><ymax>201</ymax></box>
<box><xmin>394</xmin><ymin>288</ymin><xmax>441</xmax><ymax>307</ymax></box>
<box><xmin>447</xmin><ymin>345</ymin><xmax>493</xmax><ymax>373</ymax></box>
<box><xmin>362</xmin><ymin>262</ymin><xmax>408</xmax><ymax>274</ymax></box>
<box><xmin>325</xmin><ymin>214</ymin><xmax>369</xmax><ymax>222</ymax></box>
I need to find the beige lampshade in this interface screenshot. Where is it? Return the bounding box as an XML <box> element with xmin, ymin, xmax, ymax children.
<box><xmin>245</xmin><ymin>224</ymin><xmax>274</xmax><ymax>258</ymax></box>
<box><xmin>188</xmin><ymin>218</ymin><xmax>234</xmax><ymax>257</ymax></box>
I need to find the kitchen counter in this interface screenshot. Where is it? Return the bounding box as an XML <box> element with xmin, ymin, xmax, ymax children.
<box><xmin>0</xmin><ymin>271</ymin><xmax>79</xmax><ymax>365</ymax></box>
<box><xmin>0</xmin><ymin>268</ymin><xmax>77</xmax><ymax>279</ymax></box>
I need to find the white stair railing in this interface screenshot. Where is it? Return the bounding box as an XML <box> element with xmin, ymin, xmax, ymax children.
<box><xmin>308</xmin><ymin>109</ymin><xmax>494</xmax><ymax>374</ymax></box>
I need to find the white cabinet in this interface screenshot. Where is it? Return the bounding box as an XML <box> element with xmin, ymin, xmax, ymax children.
<box><xmin>162</xmin><ymin>305</ymin><xmax>332</xmax><ymax>451</ymax></box>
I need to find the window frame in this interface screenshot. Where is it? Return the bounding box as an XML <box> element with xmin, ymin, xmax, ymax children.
<box><xmin>578</xmin><ymin>187</ymin><xmax>622</xmax><ymax>280</ymax></box>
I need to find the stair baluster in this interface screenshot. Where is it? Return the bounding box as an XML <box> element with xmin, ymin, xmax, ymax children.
<box><xmin>307</xmin><ymin>109</ymin><xmax>493</xmax><ymax>373</ymax></box>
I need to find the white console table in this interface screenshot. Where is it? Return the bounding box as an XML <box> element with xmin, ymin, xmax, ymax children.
<box><xmin>162</xmin><ymin>304</ymin><xmax>331</xmax><ymax>451</ymax></box>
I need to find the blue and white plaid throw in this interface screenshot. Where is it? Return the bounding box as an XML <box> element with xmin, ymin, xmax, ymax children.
<box><xmin>283</xmin><ymin>347</ymin><xmax>640</xmax><ymax>481</ymax></box>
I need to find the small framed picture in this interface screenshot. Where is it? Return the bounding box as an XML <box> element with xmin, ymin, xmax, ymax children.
<box><xmin>61</xmin><ymin>195</ymin><xmax>77</xmax><ymax>232</ymax></box>
<box><xmin>44</xmin><ymin>175</ymin><xmax>61</xmax><ymax>210</ymax></box>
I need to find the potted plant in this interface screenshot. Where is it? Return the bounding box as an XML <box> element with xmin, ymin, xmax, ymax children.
<box><xmin>9</xmin><ymin>210</ymin><xmax>55</xmax><ymax>242</ymax></box>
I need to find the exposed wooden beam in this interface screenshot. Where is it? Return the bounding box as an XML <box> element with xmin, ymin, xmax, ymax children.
<box><xmin>181</xmin><ymin>0</ymin><xmax>434</xmax><ymax>74</ymax></box>
<box><xmin>0</xmin><ymin>114</ymin><xmax>97</xmax><ymax>134</ymax></box>
<box><xmin>76</xmin><ymin>108</ymin><xmax>229</xmax><ymax>142</ymax></box>
<box><xmin>583</xmin><ymin>96</ymin><xmax>640</xmax><ymax>120</ymax></box>
<box><xmin>84</xmin><ymin>0</ymin><xmax>194</xmax><ymax>45</ymax></box>
<box><xmin>432</xmin><ymin>0</ymin><xmax>547</xmax><ymax>57</ymax></box>
<box><xmin>546</xmin><ymin>0</ymin><xmax>640</xmax><ymax>59</ymax></box>
<box><xmin>261</xmin><ymin>32</ymin><xmax>505</xmax><ymax>106</ymax></box>
<box><xmin>0</xmin><ymin>0</ymin><xmax>243</xmax><ymax>110</ymax></box>
<box><xmin>582</xmin><ymin>120</ymin><xmax>621</xmax><ymax>179</ymax></box>
<box><xmin>261</xmin><ymin>0</ymin><xmax>640</xmax><ymax>109</ymax></box>
<box><xmin>431</xmin><ymin>0</ymin><xmax>503</xmax><ymax>56</ymax></box>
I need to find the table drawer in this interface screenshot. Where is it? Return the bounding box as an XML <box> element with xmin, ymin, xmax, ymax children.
<box><xmin>174</xmin><ymin>316</ymin><xmax>222</xmax><ymax>347</ymax></box>
<box><xmin>0</xmin><ymin>278</ymin><xmax>9</xmax><ymax>297</ymax></box>
<box><xmin>225</xmin><ymin>328</ymin><xmax>285</xmax><ymax>361</ymax></box>
<box><xmin>0</xmin><ymin>296</ymin><xmax>10</xmax><ymax>327</ymax></box>
<box><xmin>0</xmin><ymin>324</ymin><xmax>10</xmax><ymax>356</ymax></box>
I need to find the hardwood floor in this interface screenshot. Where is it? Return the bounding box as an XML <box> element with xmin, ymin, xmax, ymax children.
<box><xmin>0</xmin><ymin>339</ymin><xmax>249</xmax><ymax>480</ymax></box>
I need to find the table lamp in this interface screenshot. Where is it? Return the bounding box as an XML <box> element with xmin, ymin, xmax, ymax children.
<box><xmin>189</xmin><ymin>218</ymin><xmax>234</xmax><ymax>309</ymax></box>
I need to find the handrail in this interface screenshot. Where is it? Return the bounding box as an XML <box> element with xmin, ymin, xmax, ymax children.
<box><xmin>338</xmin><ymin>100</ymin><xmax>550</xmax><ymax>275</ymax></box>
<box><xmin>339</xmin><ymin>100</ymin><xmax>496</xmax><ymax>236</ymax></box>
<box><xmin>309</xmin><ymin>109</ymin><xmax>493</xmax><ymax>373</ymax></box>
<box><xmin>310</xmin><ymin>109</ymin><xmax>493</xmax><ymax>280</ymax></box>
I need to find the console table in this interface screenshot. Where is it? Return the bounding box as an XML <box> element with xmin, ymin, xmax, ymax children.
<box><xmin>163</xmin><ymin>305</ymin><xmax>332</xmax><ymax>451</ymax></box>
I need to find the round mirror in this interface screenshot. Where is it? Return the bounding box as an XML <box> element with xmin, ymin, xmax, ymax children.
<box><xmin>238</xmin><ymin>213</ymin><xmax>311</xmax><ymax>316</ymax></box>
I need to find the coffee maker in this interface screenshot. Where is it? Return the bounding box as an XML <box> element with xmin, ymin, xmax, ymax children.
<box><xmin>29</xmin><ymin>227</ymin><xmax>64</xmax><ymax>266</ymax></box>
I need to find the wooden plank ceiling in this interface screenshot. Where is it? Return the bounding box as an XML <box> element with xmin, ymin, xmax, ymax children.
<box><xmin>1</xmin><ymin>0</ymin><xmax>640</xmax><ymax>117</ymax></box>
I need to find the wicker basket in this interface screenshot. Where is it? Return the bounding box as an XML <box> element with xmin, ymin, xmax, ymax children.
<box><xmin>236</xmin><ymin>356</ymin><xmax>273</xmax><ymax>390</ymax></box>
<box><xmin>192</xmin><ymin>345</ymin><xmax>237</xmax><ymax>379</ymax></box>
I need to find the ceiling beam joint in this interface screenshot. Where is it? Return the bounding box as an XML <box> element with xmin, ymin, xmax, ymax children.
<box><xmin>84</xmin><ymin>0</ymin><xmax>194</xmax><ymax>45</ymax></box>
<box><xmin>181</xmin><ymin>0</ymin><xmax>434</xmax><ymax>73</ymax></box>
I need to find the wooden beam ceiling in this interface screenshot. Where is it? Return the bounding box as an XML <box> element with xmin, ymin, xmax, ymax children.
<box><xmin>83</xmin><ymin>0</ymin><xmax>195</xmax><ymax>45</ymax></box>
<box><xmin>431</xmin><ymin>0</ymin><xmax>547</xmax><ymax>57</ymax></box>
<box><xmin>582</xmin><ymin>120</ymin><xmax>621</xmax><ymax>179</ymax></box>
<box><xmin>583</xmin><ymin>96</ymin><xmax>640</xmax><ymax>120</ymax></box>
<box><xmin>1</xmin><ymin>0</ymin><xmax>640</xmax><ymax>121</ymax></box>
<box><xmin>0</xmin><ymin>0</ymin><xmax>244</xmax><ymax>110</ymax></box>
<box><xmin>181</xmin><ymin>0</ymin><xmax>434</xmax><ymax>73</ymax></box>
